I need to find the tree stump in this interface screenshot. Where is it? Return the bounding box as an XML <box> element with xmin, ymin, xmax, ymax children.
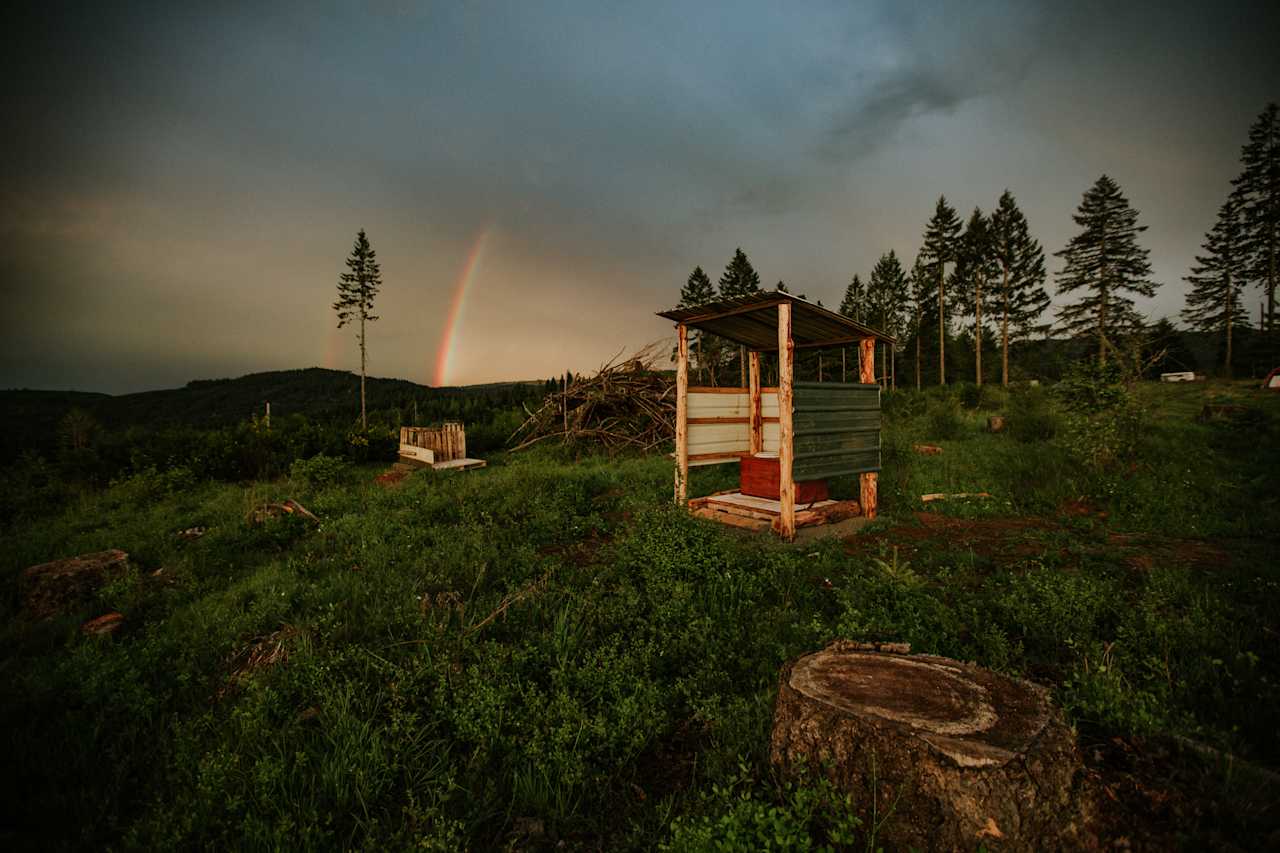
<box><xmin>987</xmin><ymin>415</ymin><xmax>1006</xmax><ymax>433</ymax></box>
<box><xmin>771</xmin><ymin>643</ymin><xmax>1088</xmax><ymax>851</ymax></box>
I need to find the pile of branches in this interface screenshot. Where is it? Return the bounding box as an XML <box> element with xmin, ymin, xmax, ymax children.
<box><xmin>510</xmin><ymin>343</ymin><xmax>675</xmax><ymax>453</ymax></box>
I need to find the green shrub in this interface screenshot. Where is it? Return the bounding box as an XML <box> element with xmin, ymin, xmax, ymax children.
<box><xmin>288</xmin><ymin>453</ymin><xmax>350</xmax><ymax>489</ymax></box>
<box><xmin>924</xmin><ymin>396</ymin><xmax>964</xmax><ymax>440</ymax></box>
<box><xmin>956</xmin><ymin>382</ymin><xmax>982</xmax><ymax>409</ymax></box>
<box><xmin>1007</xmin><ymin>386</ymin><xmax>1059</xmax><ymax>442</ymax></box>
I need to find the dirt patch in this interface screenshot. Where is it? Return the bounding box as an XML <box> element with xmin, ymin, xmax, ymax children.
<box><xmin>1082</xmin><ymin>733</ymin><xmax>1279</xmax><ymax>850</ymax></box>
<box><xmin>375</xmin><ymin>468</ymin><xmax>409</xmax><ymax>488</ymax></box>
<box><xmin>630</xmin><ymin>718</ymin><xmax>707</xmax><ymax>804</ymax></box>
<box><xmin>844</xmin><ymin>512</ymin><xmax>1056</xmax><ymax>564</ymax></box>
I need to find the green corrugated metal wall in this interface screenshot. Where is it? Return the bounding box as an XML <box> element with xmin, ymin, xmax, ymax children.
<box><xmin>791</xmin><ymin>381</ymin><xmax>880</xmax><ymax>481</ymax></box>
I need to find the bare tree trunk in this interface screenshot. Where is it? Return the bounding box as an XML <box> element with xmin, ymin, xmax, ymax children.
<box><xmin>975</xmin><ymin>275</ymin><xmax>983</xmax><ymax>386</ymax></box>
<box><xmin>1225</xmin><ymin>278</ymin><xmax>1234</xmax><ymax>378</ymax></box>
<box><xmin>938</xmin><ymin>268</ymin><xmax>946</xmax><ymax>385</ymax></box>
<box><xmin>359</xmin><ymin>314</ymin><xmax>368</xmax><ymax>431</ymax></box>
<box><xmin>1001</xmin><ymin>265</ymin><xmax>1010</xmax><ymax>387</ymax></box>
<box><xmin>915</xmin><ymin>308</ymin><xmax>922</xmax><ymax>391</ymax></box>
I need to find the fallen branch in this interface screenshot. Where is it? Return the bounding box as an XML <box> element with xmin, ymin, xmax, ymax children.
<box><xmin>920</xmin><ymin>492</ymin><xmax>993</xmax><ymax>503</ymax></box>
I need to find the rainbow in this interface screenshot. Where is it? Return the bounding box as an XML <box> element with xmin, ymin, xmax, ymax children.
<box><xmin>433</xmin><ymin>227</ymin><xmax>491</xmax><ymax>387</ymax></box>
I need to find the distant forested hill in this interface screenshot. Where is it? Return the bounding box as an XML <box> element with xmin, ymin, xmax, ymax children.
<box><xmin>0</xmin><ymin>368</ymin><xmax>544</xmax><ymax>463</ymax></box>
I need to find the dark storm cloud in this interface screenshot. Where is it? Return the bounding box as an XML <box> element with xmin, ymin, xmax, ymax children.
<box><xmin>3</xmin><ymin>0</ymin><xmax>1278</xmax><ymax>391</ymax></box>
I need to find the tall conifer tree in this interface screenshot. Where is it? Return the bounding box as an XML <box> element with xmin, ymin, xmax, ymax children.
<box><xmin>1182</xmin><ymin>197</ymin><xmax>1250</xmax><ymax>375</ymax></box>
<box><xmin>953</xmin><ymin>208</ymin><xmax>999</xmax><ymax>385</ymax></box>
<box><xmin>1054</xmin><ymin>176</ymin><xmax>1157</xmax><ymax>364</ymax></box>
<box><xmin>919</xmin><ymin>197</ymin><xmax>962</xmax><ymax>384</ymax></box>
<box><xmin>868</xmin><ymin>251</ymin><xmax>909</xmax><ymax>388</ymax></box>
<box><xmin>1231</xmin><ymin>103</ymin><xmax>1280</xmax><ymax>333</ymax></box>
<box><xmin>718</xmin><ymin>248</ymin><xmax>761</xmax><ymax>385</ymax></box>
<box><xmin>907</xmin><ymin>255</ymin><xmax>933</xmax><ymax>390</ymax></box>
<box><xmin>989</xmin><ymin>190</ymin><xmax>1048</xmax><ymax>386</ymax></box>
<box><xmin>334</xmin><ymin>229</ymin><xmax>382</xmax><ymax>430</ymax></box>
<box><xmin>678</xmin><ymin>266</ymin><xmax>717</xmax><ymax>381</ymax></box>
<box><xmin>839</xmin><ymin>274</ymin><xmax>867</xmax><ymax>322</ymax></box>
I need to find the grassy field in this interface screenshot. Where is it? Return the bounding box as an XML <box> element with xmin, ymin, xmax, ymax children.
<box><xmin>2</xmin><ymin>380</ymin><xmax>1278</xmax><ymax>850</ymax></box>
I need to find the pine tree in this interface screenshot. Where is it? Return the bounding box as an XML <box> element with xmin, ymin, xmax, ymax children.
<box><xmin>1231</xmin><ymin>103</ymin><xmax>1280</xmax><ymax>332</ymax></box>
<box><xmin>334</xmin><ymin>229</ymin><xmax>382</xmax><ymax>430</ymax></box>
<box><xmin>718</xmin><ymin>248</ymin><xmax>761</xmax><ymax>385</ymax></box>
<box><xmin>907</xmin><ymin>255</ymin><xmax>933</xmax><ymax>390</ymax></box>
<box><xmin>1054</xmin><ymin>176</ymin><xmax>1157</xmax><ymax>364</ymax></box>
<box><xmin>839</xmin><ymin>274</ymin><xmax>866</xmax><ymax>322</ymax></box>
<box><xmin>953</xmin><ymin>208</ymin><xmax>999</xmax><ymax>384</ymax></box>
<box><xmin>919</xmin><ymin>197</ymin><xmax>962</xmax><ymax>384</ymax></box>
<box><xmin>1182</xmin><ymin>197</ymin><xmax>1250</xmax><ymax>376</ymax></box>
<box><xmin>678</xmin><ymin>266</ymin><xmax>718</xmax><ymax>382</ymax></box>
<box><xmin>989</xmin><ymin>190</ymin><xmax>1049</xmax><ymax>386</ymax></box>
<box><xmin>718</xmin><ymin>248</ymin><xmax>762</xmax><ymax>299</ymax></box>
<box><xmin>868</xmin><ymin>251</ymin><xmax>909</xmax><ymax>388</ymax></box>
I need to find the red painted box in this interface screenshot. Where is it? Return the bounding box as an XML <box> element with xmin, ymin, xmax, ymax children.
<box><xmin>740</xmin><ymin>455</ymin><xmax>828</xmax><ymax>502</ymax></box>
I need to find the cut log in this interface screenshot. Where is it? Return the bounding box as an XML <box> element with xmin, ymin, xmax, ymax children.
<box><xmin>987</xmin><ymin>415</ymin><xmax>1006</xmax><ymax>433</ymax></box>
<box><xmin>21</xmin><ymin>549</ymin><xmax>130</xmax><ymax>620</ymax></box>
<box><xmin>771</xmin><ymin>643</ymin><xmax>1088</xmax><ymax>851</ymax></box>
<box><xmin>912</xmin><ymin>444</ymin><xmax>943</xmax><ymax>455</ymax></box>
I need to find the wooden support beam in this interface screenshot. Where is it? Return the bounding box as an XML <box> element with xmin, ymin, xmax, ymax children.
<box><xmin>858</xmin><ymin>336</ymin><xmax>879</xmax><ymax>520</ymax></box>
<box><xmin>675</xmin><ymin>324</ymin><xmax>689</xmax><ymax>505</ymax></box>
<box><xmin>777</xmin><ymin>303</ymin><xmax>796</xmax><ymax>540</ymax></box>
<box><xmin>748</xmin><ymin>351</ymin><xmax>763</xmax><ymax>455</ymax></box>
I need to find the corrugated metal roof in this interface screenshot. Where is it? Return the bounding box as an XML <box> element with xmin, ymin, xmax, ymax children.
<box><xmin>657</xmin><ymin>291</ymin><xmax>895</xmax><ymax>350</ymax></box>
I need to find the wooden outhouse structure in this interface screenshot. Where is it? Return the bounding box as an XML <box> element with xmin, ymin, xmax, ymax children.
<box><xmin>657</xmin><ymin>292</ymin><xmax>894</xmax><ymax>540</ymax></box>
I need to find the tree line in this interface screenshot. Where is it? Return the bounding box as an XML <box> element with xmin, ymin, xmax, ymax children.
<box><xmin>674</xmin><ymin>102</ymin><xmax>1280</xmax><ymax>385</ymax></box>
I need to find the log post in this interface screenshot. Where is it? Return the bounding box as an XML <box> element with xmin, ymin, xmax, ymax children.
<box><xmin>675</xmin><ymin>324</ymin><xmax>689</xmax><ymax>505</ymax></box>
<box><xmin>859</xmin><ymin>337</ymin><xmax>878</xmax><ymax>520</ymax></box>
<box><xmin>777</xmin><ymin>304</ymin><xmax>796</xmax><ymax>540</ymax></box>
<box><xmin>748</xmin><ymin>351</ymin><xmax>762</xmax><ymax>456</ymax></box>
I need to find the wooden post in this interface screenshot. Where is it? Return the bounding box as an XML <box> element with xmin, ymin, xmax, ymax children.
<box><xmin>748</xmin><ymin>350</ymin><xmax>763</xmax><ymax>456</ymax></box>
<box><xmin>675</xmin><ymin>324</ymin><xmax>689</xmax><ymax>505</ymax></box>
<box><xmin>778</xmin><ymin>304</ymin><xmax>796</xmax><ymax>540</ymax></box>
<box><xmin>859</xmin><ymin>337</ymin><xmax>879</xmax><ymax>520</ymax></box>
<box><xmin>842</xmin><ymin>348</ymin><xmax>846</xmax><ymax>383</ymax></box>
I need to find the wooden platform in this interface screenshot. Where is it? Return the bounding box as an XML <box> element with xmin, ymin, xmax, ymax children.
<box><xmin>688</xmin><ymin>490</ymin><xmax>860</xmax><ymax>534</ymax></box>
<box><xmin>397</xmin><ymin>454</ymin><xmax>487</xmax><ymax>472</ymax></box>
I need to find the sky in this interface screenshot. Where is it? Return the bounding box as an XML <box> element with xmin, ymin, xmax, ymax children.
<box><xmin>3</xmin><ymin>0</ymin><xmax>1277</xmax><ymax>393</ymax></box>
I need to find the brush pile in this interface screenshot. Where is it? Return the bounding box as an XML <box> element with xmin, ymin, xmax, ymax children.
<box><xmin>510</xmin><ymin>343</ymin><xmax>675</xmax><ymax>452</ymax></box>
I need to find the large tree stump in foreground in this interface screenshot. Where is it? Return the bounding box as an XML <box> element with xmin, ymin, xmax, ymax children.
<box><xmin>771</xmin><ymin>643</ymin><xmax>1089</xmax><ymax>851</ymax></box>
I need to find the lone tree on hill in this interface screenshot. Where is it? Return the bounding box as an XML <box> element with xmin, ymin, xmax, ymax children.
<box><xmin>334</xmin><ymin>229</ymin><xmax>382</xmax><ymax>431</ymax></box>
<box><xmin>867</xmin><ymin>250</ymin><xmax>909</xmax><ymax>388</ymax></box>
<box><xmin>1183</xmin><ymin>197</ymin><xmax>1250</xmax><ymax>375</ymax></box>
<box><xmin>989</xmin><ymin>190</ymin><xmax>1049</xmax><ymax>386</ymax></box>
<box><xmin>1054</xmin><ymin>175</ymin><xmax>1157</xmax><ymax>364</ymax></box>
<box><xmin>678</xmin><ymin>265</ymin><xmax>718</xmax><ymax>381</ymax></box>
<box><xmin>953</xmin><ymin>208</ymin><xmax>999</xmax><ymax>385</ymax></box>
<box><xmin>919</xmin><ymin>197</ymin><xmax>963</xmax><ymax>384</ymax></box>
<box><xmin>1231</xmin><ymin>103</ymin><xmax>1280</xmax><ymax>333</ymax></box>
<box><xmin>718</xmin><ymin>248</ymin><xmax>762</xmax><ymax>385</ymax></box>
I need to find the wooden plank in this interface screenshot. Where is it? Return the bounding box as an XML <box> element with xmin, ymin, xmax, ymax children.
<box><xmin>692</xmin><ymin>506</ymin><xmax>771</xmax><ymax>532</ymax></box>
<box><xmin>778</xmin><ymin>302</ymin><xmax>796</xmax><ymax>540</ymax></box>
<box><xmin>675</xmin><ymin>324</ymin><xmax>689</xmax><ymax>505</ymax></box>
<box><xmin>688</xmin><ymin>416</ymin><xmax>749</xmax><ymax>425</ymax></box>
<box><xmin>687</xmin><ymin>386</ymin><xmax>750</xmax><ymax>394</ymax></box>
<box><xmin>687</xmin><ymin>451</ymin><xmax>748</xmax><ymax>463</ymax></box>
<box><xmin>858</xmin><ymin>336</ymin><xmax>878</xmax><ymax>520</ymax></box>
<box><xmin>749</xmin><ymin>351</ymin><xmax>763</xmax><ymax>455</ymax></box>
<box><xmin>433</xmin><ymin>458</ymin><xmax>486</xmax><ymax>471</ymax></box>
